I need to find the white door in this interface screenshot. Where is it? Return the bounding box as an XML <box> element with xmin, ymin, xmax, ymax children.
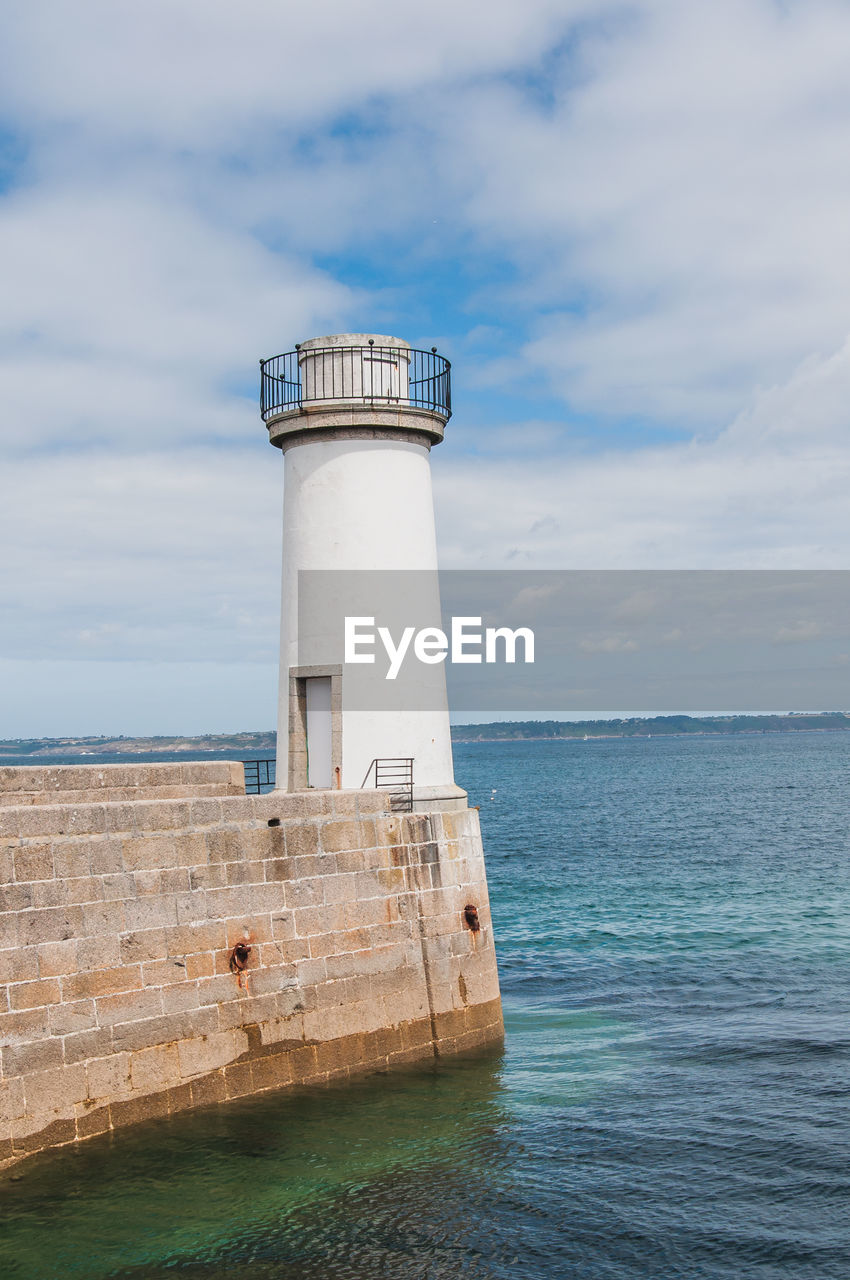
<box><xmin>305</xmin><ymin>677</ymin><xmax>333</xmax><ymax>788</ymax></box>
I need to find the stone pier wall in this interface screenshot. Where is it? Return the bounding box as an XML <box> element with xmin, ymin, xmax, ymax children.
<box><xmin>0</xmin><ymin>765</ymin><xmax>503</xmax><ymax>1171</ymax></box>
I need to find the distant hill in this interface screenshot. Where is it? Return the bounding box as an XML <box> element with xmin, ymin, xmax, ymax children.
<box><xmin>451</xmin><ymin>713</ymin><xmax>850</xmax><ymax>741</ymax></box>
<box><xmin>3</xmin><ymin>714</ymin><xmax>849</xmax><ymax>759</ymax></box>
<box><xmin>0</xmin><ymin>731</ymin><xmax>276</xmax><ymax>758</ymax></box>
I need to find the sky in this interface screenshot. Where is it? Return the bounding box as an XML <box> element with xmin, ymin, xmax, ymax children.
<box><xmin>2</xmin><ymin>0</ymin><xmax>850</xmax><ymax>736</ymax></box>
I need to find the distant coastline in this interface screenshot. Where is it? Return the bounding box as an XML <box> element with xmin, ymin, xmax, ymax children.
<box><xmin>0</xmin><ymin>731</ymin><xmax>275</xmax><ymax>760</ymax></box>
<box><xmin>450</xmin><ymin>712</ymin><xmax>850</xmax><ymax>742</ymax></box>
<box><xmin>2</xmin><ymin>713</ymin><xmax>850</xmax><ymax>759</ymax></box>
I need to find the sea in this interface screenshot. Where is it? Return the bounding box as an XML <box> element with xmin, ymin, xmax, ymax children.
<box><xmin>2</xmin><ymin>732</ymin><xmax>850</xmax><ymax>1279</ymax></box>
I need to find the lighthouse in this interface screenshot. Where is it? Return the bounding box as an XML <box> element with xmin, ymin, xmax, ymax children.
<box><xmin>261</xmin><ymin>333</ymin><xmax>465</xmax><ymax>811</ymax></box>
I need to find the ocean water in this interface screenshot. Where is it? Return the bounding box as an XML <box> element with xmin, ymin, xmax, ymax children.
<box><xmin>3</xmin><ymin>733</ymin><xmax>850</xmax><ymax>1278</ymax></box>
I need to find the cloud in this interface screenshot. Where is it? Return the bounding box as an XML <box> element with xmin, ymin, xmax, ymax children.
<box><xmin>0</xmin><ymin>183</ymin><xmax>352</xmax><ymax>453</ymax></box>
<box><xmin>433</xmin><ymin>333</ymin><xmax>850</xmax><ymax>568</ymax></box>
<box><xmin>0</xmin><ymin>0</ymin><xmax>581</xmax><ymax>145</ymax></box>
<box><xmin>450</xmin><ymin>0</ymin><xmax>850</xmax><ymax>414</ymax></box>
<box><xmin>434</xmin><ymin>0</ymin><xmax>850</xmax><ymax>428</ymax></box>
<box><xmin>579</xmin><ymin>635</ymin><xmax>639</xmax><ymax>653</ymax></box>
<box><xmin>3</xmin><ymin>0</ymin><xmax>850</xmax><ymax>733</ymax></box>
<box><xmin>0</xmin><ymin>447</ymin><xmax>282</xmax><ymax>664</ymax></box>
<box><xmin>6</xmin><ymin>0</ymin><xmax>850</xmax><ymax>452</ymax></box>
<box><xmin>774</xmin><ymin>621</ymin><xmax>823</xmax><ymax>645</ymax></box>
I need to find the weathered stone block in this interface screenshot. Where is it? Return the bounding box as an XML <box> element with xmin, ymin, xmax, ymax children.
<box><xmin>225</xmin><ymin>859</ymin><xmax>267</xmax><ymax>886</ymax></box>
<box><xmin>189</xmin><ymin>799</ymin><xmax>222</xmax><ymax>827</ymax></box>
<box><xmin>123</xmin><ymin>896</ymin><xmax>177</xmax><ymax>932</ymax></box>
<box><xmin>62</xmin><ymin>965</ymin><xmax>142</xmax><ymax>1002</ymax></box>
<box><xmin>122</xmin><ymin>835</ymin><xmax>180</xmax><ymax>873</ymax></box>
<box><xmin>63</xmin><ymin>1027</ymin><xmax>112</xmax><ymax>1066</ymax></box>
<box><xmin>88</xmin><ymin>838</ymin><xmax>124</xmax><ymax>875</ymax></box>
<box><xmin>2</xmin><ymin>1038</ymin><xmax>64</xmax><ymax>1077</ymax></box>
<box><xmin>110</xmin><ymin>1011</ymin><xmax>183</xmax><ymax>1054</ymax></box>
<box><xmin>190</xmin><ymin>1072</ymin><xmax>227</xmax><ymax>1107</ymax></box>
<box><xmin>95</xmin><ymin>987</ymin><xmax>163</xmax><ymax>1028</ymax></box>
<box><xmin>75</xmin><ymin>934</ymin><xmax>122</xmax><ymax>971</ymax></box>
<box><xmin>75</xmin><ymin>1103</ymin><xmax>111</xmax><ymax>1139</ymax></box>
<box><xmin>160</xmin><ymin>982</ymin><xmax>201</xmax><ymax>1016</ymax></box>
<box><xmin>183</xmin><ymin>952</ymin><xmax>215</xmax><ymax>980</ymax></box>
<box><xmin>12</xmin><ymin>1116</ymin><xmax>77</xmax><ymax>1154</ymax></box>
<box><xmin>0</xmin><ymin>945</ymin><xmax>39</xmax><ymax>984</ymax></box>
<box><xmin>100</xmin><ymin>872</ymin><xmax>135</xmax><ymax>900</ymax></box>
<box><xmin>30</xmin><ymin>880</ymin><xmax>67</xmax><ymax>909</ymax></box>
<box><xmin>66</xmin><ymin>876</ymin><xmax>107</xmax><ymax>906</ymax></box>
<box><xmin>319</xmin><ymin>820</ymin><xmax>360</xmax><ymax>854</ymax></box>
<box><xmin>120</xmin><ymin>929</ymin><xmax>167</xmax><ymax>965</ymax></box>
<box><xmin>295</xmin><ymin>955</ymin><xmax>326</xmax><ymax>987</ymax></box>
<box><xmin>272</xmin><ymin>937</ymin><xmax>309</xmax><ymax>965</ymax></box>
<box><xmin>23</xmin><ymin>1063</ymin><xmax>87</xmax><ymax>1115</ymax></box>
<box><xmin>81</xmin><ymin>901</ymin><xmax>125</xmax><ymax>937</ymax></box>
<box><xmin>223</xmin><ymin>1061</ymin><xmax>253</xmax><ymax>1098</ymax></box>
<box><xmin>109</xmin><ymin>1091</ymin><xmax>169</xmax><ymax>1130</ymax></box>
<box><xmin>178</xmin><ymin>1029</ymin><xmax>247</xmax><ymax>1078</ymax></box>
<box><xmin>356</xmin><ymin>869</ymin><xmax>392</xmax><ymax>900</ymax></box>
<box><xmin>52</xmin><ymin>845</ymin><xmax>92</xmax><ymax>879</ymax></box>
<box><xmin>130</xmin><ymin>1043</ymin><xmax>180</xmax><ymax>1094</ymax></box>
<box><xmin>161</xmin><ymin>868</ymin><xmax>191</xmax><ymax>894</ymax></box>
<box><xmin>0</xmin><ymin>1078</ymin><xmax>25</xmax><ymax>1125</ymax></box>
<box><xmin>266</xmin><ymin>912</ymin><xmax>294</xmax><ymax>944</ymax></box>
<box><xmin>169</xmin><ymin>921</ymin><xmax>227</xmax><ymax>956</ymax></box>
<box><xmin>195</xmin><ymin>974</ymin><xmax>245</xmax><ymax>1007</ymax></box>
<box><xmin>48</xmin><ymin>999</ymin><xmax>97</xmax><ymax>1036</ymax></box>
<box><xmin>131</xmin><ymin>869</ymin><xmax>160</xmax><ymax>896</ymax></box>
<box><xmin>0</xmin><ymin>1005</ymin><xmax>50</xmax><ymax>1045</ymax></box>
<box><xmin>284</xmin><ymin>824</ymin><xmax>319</xmax><ymax>859</ymax></box>
<box><xmin>140</xmin><ymin>956</ymin><xmax>186</xmax><ymax>987</ymax></box>
<box><xmin>205</xmin><ymin>827</ymin><xmax>246</xmax><ymax>865</ymax></box>
<box><xmin>251</xmin><ymin>1051</ymin><xmax>294</xmax><ymax>1092</ymax></box>
<box><xmin>189</xmin><ymin>863</ymin><xmax>227</xmax><ymax>890</ymax></box>
<box><xmin>14</xmin><ymin>847</ymin><xmax>54</xmax><ymax>881</ymax></box>
<box><xmin>9</xmin><ymin>978</ymin><xmax>61</xmax><ymax>1011</ymax></box>
<box><xmin>321</xmin><ymin>872</ymin><xmax>360</xmax><ymax>905</ymax></box>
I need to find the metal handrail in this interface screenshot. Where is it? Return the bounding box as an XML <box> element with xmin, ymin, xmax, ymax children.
<box><xmin>260</xmin><ymin>344</ymin><xmax>451</xmax><ymax>422</ymax></box>
<box><xmin>243</xmin><ymin>758</ymin><xmax>276</xmax><ymax>794</ymax></box>
<box><xmin>360</xmin><ymin>757</ymin><xmax>414</xmax><ymax>813</ymax></box>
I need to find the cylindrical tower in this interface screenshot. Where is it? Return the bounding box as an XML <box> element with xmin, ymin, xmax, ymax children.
<box><xmin>261</xmin><ymin>333</ymin><xmax>464</xmax><ymax>810</ymax></box>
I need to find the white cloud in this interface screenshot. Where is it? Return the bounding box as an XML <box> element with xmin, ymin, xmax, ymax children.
<box><xmin>6</xmin><ymin>0</ymin><xmax>850</xmax><ymax>447</ymax></box>
<box><xmin>0</xmin><ymin>0</ymin><xmax>581</xmax><ymax>145</ymax></box>
<box><xmin>3</xmin><ymin>0</ymin><xmax>850</xmax><ymax>733</ymax></box>
<box><xmin>0</xmin><ymin>447</ymin><xmax>282</xmax><ymax>663</ymax></box>
<box><xmin>0</xmin><ymin>183</ymin><xmax>352</xmax><ymax>451</ymax></box>
<box><xmin>774</xmin><ymin>621</ymin><xmax>822</xmax><ymax>644</ymax></box>
<box><xmin>428</xmin><ymin>0</ymin><xmax>850</xmax><ymax>426</ymax></box>
<box><xmin>434</xmin><ymin>335</ymin><xmax>850</xmax><ymax>568</ymax></box>
<box><xmin>579</xmin><ymin>635</ymin><xmax>639</xmax><ymax>653</ymax></box>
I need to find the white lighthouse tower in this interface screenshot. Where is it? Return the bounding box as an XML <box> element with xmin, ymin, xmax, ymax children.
<box><xmin>261</xmin><ymin>333</ymin><xmax>465</xmax><ymax>811</ymax></box>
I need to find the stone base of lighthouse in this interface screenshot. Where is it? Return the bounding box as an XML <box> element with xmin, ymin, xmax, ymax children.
<box><xmin>0</xmin><ymin>763</ymin><xmax>503</xmax><ymax>1172</ymax></box>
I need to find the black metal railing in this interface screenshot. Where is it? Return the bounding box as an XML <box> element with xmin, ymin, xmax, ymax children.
<box><xmin>360</xmin><ymin>757</ymin><xmax>414</xmax><ymax>813</ymax></box>
<box><xmin>260</xmin><ymin>343</ymin><xmax>451</xmax><ymax>422</ymax></box>
<box><xmin>243</xmin><ymin>758</ymin><xmax>276</xmax><ymax>794</ymax></box>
